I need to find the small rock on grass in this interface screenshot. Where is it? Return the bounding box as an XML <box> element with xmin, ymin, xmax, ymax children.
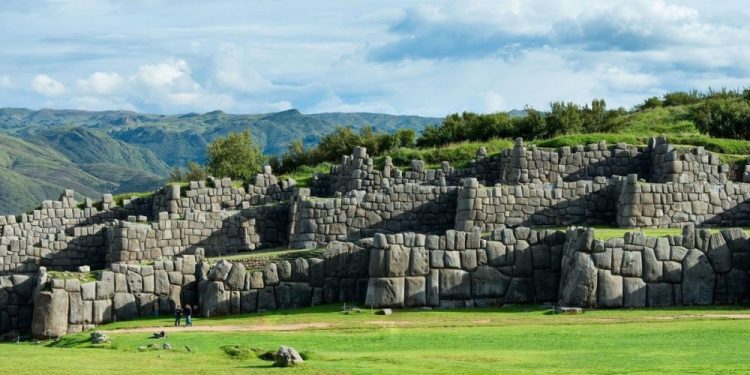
<box><xmin>375</xmin><ymin>308</ymin><xmax>393</xmax><ymax>316</ymax></box>
<box><xmin>274</xmin><ymin>346</ymin><xmax>304</xmax><ymax>367</ymax></box>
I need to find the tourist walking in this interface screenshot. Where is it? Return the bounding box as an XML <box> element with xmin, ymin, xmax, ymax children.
<box><xmin>174</xmin><ymin>306</ymin><xmax>182</xmax><ymax>326</ymax></box>
<box><xmin>184</xmin><ymin>305</ymin><xmax>193</xmax><ymax>326</ymax></box>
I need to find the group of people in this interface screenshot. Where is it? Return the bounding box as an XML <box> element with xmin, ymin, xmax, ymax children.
<box><xmin>173</xmin><ymin>305</ymin><xmax>195</xmax><ymax>326</ymax></box>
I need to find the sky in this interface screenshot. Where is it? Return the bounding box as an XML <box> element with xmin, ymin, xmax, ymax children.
<box><xmin>0</xmin><ymin>0</ymin><xmax>748</xmax><ymax>117</ymax></box>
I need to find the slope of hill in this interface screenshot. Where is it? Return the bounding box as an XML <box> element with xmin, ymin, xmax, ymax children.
<box><xmin>0</xmin><ymin>107</ymin><xmax>439</xmax><ymax>213</ymax></box>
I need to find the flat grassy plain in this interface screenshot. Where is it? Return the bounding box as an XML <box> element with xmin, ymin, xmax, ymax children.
<box><xmin>3</xmin><ymin>305</ymin><xmax>750</xmax><ymax>374</ymax></box>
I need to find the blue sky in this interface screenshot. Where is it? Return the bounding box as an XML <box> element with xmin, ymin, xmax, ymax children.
<box><xmin>0</xmin><ymin>0</ymin><xmax>748</xmax><ymax>117</ymax></box>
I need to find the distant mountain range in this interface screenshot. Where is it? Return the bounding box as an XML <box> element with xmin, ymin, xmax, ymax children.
<box><xmin>0</xmin><ymin>108</ymin><xmax>440</xmax><ymax>214</ymax></box>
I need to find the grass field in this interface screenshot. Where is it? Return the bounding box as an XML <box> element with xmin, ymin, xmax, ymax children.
<box><xmin>4</xmin><ymin>305</ymin><xmax>750</xmax><ymax>374</ymax></box>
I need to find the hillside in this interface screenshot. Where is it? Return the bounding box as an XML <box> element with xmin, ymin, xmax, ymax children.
<box><xmin>0</xmin><ymin>108</ymin><xmax>438</xmax><ymax>213</ymax></box>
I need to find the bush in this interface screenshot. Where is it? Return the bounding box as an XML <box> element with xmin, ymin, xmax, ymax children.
<box><xmin>689</xmin><ymin>97</ymin><xmax>750</xmax><ymax>139</ymax></box>
<box><xmin>663</xmin><ymin>91</ymin><xmax>701</xmax><ymax>107</ymax></box>
<box><xmin>206</xmin><ymin>131</ymin><xmax>266</xmax><ymax>181</ymax></box>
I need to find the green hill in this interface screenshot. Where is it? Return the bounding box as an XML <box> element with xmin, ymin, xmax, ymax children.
<box><xmin>0</xmin><ymin>108</ymin><xmax>439</xmax><ymax>213</ymax></box>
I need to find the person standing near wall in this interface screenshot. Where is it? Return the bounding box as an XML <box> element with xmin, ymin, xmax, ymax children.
<box><xmin>184</xmin><ymin>305</ymin><xmax>193</xmax><ymax>326</ymax></box>
<box><xmin>174</xmin><ymin>307</ymin><xmax>182</xmax><ymax>326</ymax></box>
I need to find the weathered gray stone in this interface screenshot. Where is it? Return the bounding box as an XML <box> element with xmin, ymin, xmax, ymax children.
<box><xmin>647</xmin><ymin>283</ymin><xmax>673</xmax><ymax>307</ymax></box>
<box><xmin>654</xmin><ymin>238</ymin><xmax>671</xmax><ymax>260</ymax></box>
<box><xmin>623</xmin><ymin>277</ymin><xmax>646</xmax><ymax>308</ymax></box>
<box><xmin>258</xmin><ymin>287</ymin><xmax>276</xmax><ymax>311</ymax></box>
<box><xmin>559</xmin><ymin>251</ymin><xmax>597</xmax><ymax>308</ymax></box>
<box><xmin>444</xmin><ymin>251</ymin><xmax>461</xmax><ymax>269</ymax></box>
<box><xmin>471</xmin><ymin>266</ymin><xmax>510</xmax><ymax>298</ymax></box>
<box><xmin>225</xmin><ymin>263</ymin><xmax>246</xmax><ymax>290</ymax></box>
<box><xmin>276</xmin><ymin>282</ymin><xmax>313</xmax><ymax>309</ymax></box>
<box><xmin>682</xmin><ymin>249</ymin><xmax>715</xmax><ymax>305</ymax></box>
<box><xmin>154</xmin><ymin>270</ymin><xmax>170</xmax><ymax>295</ymax></box>
<box><xmin>597</xmin><ymin>270</ymin><xmax>623</xmax><ymax>308</ymax></box>
<box><xmin>32</xmin><ymin>289</ymin><xmax>69</xmax><ymax>339</ymax></box>
<box><xmin>707</xmin><ymin>233</ymin><xmax>732</xmax><ymax>273</ymax></box>
<box><xmin>365</xmin><ymin>277</ymin><xmax>405</xmax><ymax>307</ymax></box>
<box><xmin>292</xmin><ymin>258</ymin><xmax>309</xmax><ymax>282</ymax></box>
<box><xmin>404</xmin><ymin>277</ymin><xmax>426</xmax><ymax>307</ymax></box>
<box><xmin>460</xmin><ymin>250</ymin><xmax>478</xmax><ymax>271</ymax></box>
<box><xmin>263</xmin><ymin>263</ymin><xmax>279</xmax><ymax>286</ymax></box>
<box><xmin>387</xmin><ymin>245</ymin><xmax>410</xmax><ymax>277</ymax></box>
<box><xmin>505</xmin><ymin>278</ymin><xmax>534</xmax><ymax>303</ymax></box>
<box><xmin>642</xmin><ymin>247</ymin><xmax>662</xmax><ymax>282</ymax></box>
<box><xmin>513</xmin><ymin>240</ymin><xmax>533</xmax><ymax>277</ymax></box>
<box><xmin>199</xmin><ymin>280</ymin><xmax>230</xmax><ymax>317</ymax></box>
<box><xmin>439</xmin><ymin>269</ymin><xmax>470</xmax><ymax>300</ymax></box>
<box><xmin>663</xmin><ymin>261</ymin><xmax>682</xmax><ymax>283</ymax></box>
<box><xmin>113</xmin><ymin>293</ymin><xmax>138</xmax><ymax>321</ymax></box>
<box><xmin>369</xmin><ymin>249</ymin><xmax>387</xmax><ymax>277</ymax></box>
<box><xmin>620</xmin><ymin>251</ymin><xmax>642</xmax><ymax>277</ymax></box>
<box><xmin>208</xmin><ymin>260</ymin><xmax>233</xmax><ymax>281</ymax></box>
<box><xmin>409</xmin><ymin>248</ymin><xmax>430</xmax><ymax>276</ymax></box>
<box><xmin>277</xmin><ymin>261</ymin><xmax>293</xmax><ymax>281</ymax></box>
<box><xmin>93</xmin><ymin>299</ymin><xmax>113</xmax><ymax>324</ymax></box>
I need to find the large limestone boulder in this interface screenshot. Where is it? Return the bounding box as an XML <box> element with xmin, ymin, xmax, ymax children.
<box><xmin>439</xmin><ymin>269</ymin><xmax>471</xmax><ymax>300</ymax></box>
<box><xmin>597</xmin><ymin>270</ymin><xmax>623</xmax><ymax>308</ymax></box>
<box><xmin>199</xmin><ymin>280</ymin><xmax>230</xmax><ymax>317</ymax></box>
<box><xmin>275</xmin><ymin>282</ymin><xmax>313</xmax><ymax>309</ymax></box>
<box><xmin>404</xmin><ymin>276</ymin><xmax>426</xmax><ymax>307</ymax></box>
<box><xmin>682</xmin><ymin>249</ymin><xmax>716</xmax><ymax>305</ymax></box>
<box><xmin>365</xmin><ymin>277</ymin><xmax>405</xmax><ymax>308</ymax></box>
<box><xmin>32</xmin><ymin>289</ymin><xmax>69</xmax><ymax>339</ymax></box>
<box><xmin>113</xmin><ymin>293</ymin><xmax>138</xmax><ymax>321</ymax></box>
<box><xmin>471</xmin><ymin>266</ymin><xmax>510</xmax><ymax>298</ymax></box>
<box><xmin>559</xmin><ymin>251</ymin><xmax>598</xmax><ymax>308</ymax></box>
<box><xmin>208</xmin><ymin>260</ymin><xmax>233</xmax><ymax>281</ymax></box>
<box><xmin>707</xmin><ymin>233</ymin><xmax>732</xmax><ymax>273</ymax></box>
<box><xmin>225</xmin><ymin>263</ymin><xmax>246</xmax><ymax>290</ymax></box>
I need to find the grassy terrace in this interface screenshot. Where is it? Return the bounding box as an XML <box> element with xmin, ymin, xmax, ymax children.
<box><xmin>4</xmin><ymin>305</ymin><xmax>750</xmax><ymax>374</ymax></box>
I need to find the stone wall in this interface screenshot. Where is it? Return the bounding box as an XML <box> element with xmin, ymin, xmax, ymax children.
<box><xmin>151</xmin><ymin>173</ymin><xmax>295</xmax><ymax>216</ymax></box>
<box><xmin>31</xmin><ymin>241</ymin><xmax>371</xmax><ymax>338</ymax></box>
<box><xmin>455</xmin><ymin>177</ymin><xmax>620</xmax><ymax>231</ymax></box>
<box><xmin>107</xmin><ymin>204</ymin><xmax>289</xmax><ymax>263</ymax></box>
<box><xmin>501</xmin><ymin>138</ymin><xmax>649</xmax><ymax>184</ymax></box>
<box><xmin>649</xmin><ymin>136</ymin><xmax>728</xmax><ymax>183</ymax></box>
<box><xmin>311</xmin><ymin>147</ymin><xmax>500</xmax><ymax>197</ymax></box>
<box><xmin>617</xmin><ymin>175</ymin><xmax>750</xmax><ymax>228</ymax></box>
<box><xmin>364</xmin><ymin>228</ymin><xmax>566</xmax><ymax>308</ymax></box>
<box><xmin>31</xmin><ymin>254</ymin><xmax>201</xmax><ymax>338</ymax></box>
<box><xmin>0</xmin><ymin>273</ymin><xmax>37</xmax><ymax>336</ymax></box>
<box><xmin>560</xmin><ymin>226</ymin><xmax>750</xmax><ymax>308</ymax></box>
<box><xmin>289</xmin><ymin>184</ymin><xmax>458</xmax><ymax>248</ymax></box>
<box><xmin>0</xmin><ymin>190</ymin><xmax>148</xmax><ymax>274</ymax></box>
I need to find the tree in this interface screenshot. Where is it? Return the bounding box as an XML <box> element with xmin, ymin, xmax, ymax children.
<box><xmin>206</xmin><ymin>131</ymin><xmax>266</xmax><ymax>181</ymax></box>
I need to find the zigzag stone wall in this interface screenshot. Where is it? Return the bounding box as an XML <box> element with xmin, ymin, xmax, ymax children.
<box><xmin>289</xmin><ymin>184</ymin><xmax>457</xmax><ymax>248</ymax></box>
<box><xmin>455</xmin><ymin>177</ymin><xmax>620</xmax><ymax>230</ymax></box>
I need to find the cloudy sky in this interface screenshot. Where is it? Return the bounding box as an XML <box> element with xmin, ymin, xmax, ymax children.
<box><xmin>0</xmin><ymin>0</ymin><xmax>748</xmax><ymax>117</ymax></box>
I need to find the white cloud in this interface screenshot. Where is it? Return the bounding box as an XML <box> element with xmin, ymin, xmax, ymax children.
<box><xmin>210</xmin><ymin>43</ymin><xmax>272</xmax><ymax>92</ymax></box>
<box><xmin>483</xmin><ymin>91</ymin><xmax>507</xmax><ymax>112</ymax></box>
<box><xmin>77</xmin><ymin>72</ymin><xmax>124</xmax><ymax>95</ymax></box>
<box><xmin>0</xmin><ymin>75</ymin><xmax>11</xmax><ymax>88</ymax></box>
<box><xmin>31</xmin><ymin>74</ymin><xmax>65</xmax><ymax>96</ymax></box>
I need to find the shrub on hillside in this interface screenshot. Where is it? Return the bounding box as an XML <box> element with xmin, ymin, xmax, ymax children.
<box><xmin>206</xmin><ymin>130</ymin><xmax>266</xmax><ymax>181</ymax></box>
<box><xmin>689</xmin><ymin>97</ymin><xmax>750</xmax><ymax>140</ymax></box>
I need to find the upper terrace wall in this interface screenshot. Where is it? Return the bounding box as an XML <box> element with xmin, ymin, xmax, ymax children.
<box><xmin>0</xmin><ymin>172</ymin><xmax>294</xmax><ymax>274</ymax></box>
<box><xmin>502</xmin><ymin>138</ymin><xmax>649</xmax><ymax>184</ymax></box>
<box><xmin>289</xmin><ymin>184</ymin><xmax>458</xmax><ymax>249</ymax></box>
<box><xmin>151</xmin><ymin>172</ymin><xmax>295</xmax><ymax>216</ymax></box>
<box><xmin>617</xmin><ymin>174</ymin><xmax>750</xmax><ymax>228</ymax></box>
<box><xmin>455</xmin><ymin>177</ymin><xmax>620</xmax><ymax>231</ymax></box>
<box><xmin>107</xmin><ymin>204</ymin><xmax>289</xmax><ymax>263</ymax></box>
<box><xmin>310</xmin><ymin>137</ymin><xmax>729</xmax><ymax>199</ymax></box>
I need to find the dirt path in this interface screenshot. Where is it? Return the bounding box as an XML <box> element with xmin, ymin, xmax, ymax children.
<box><xmin>101</xmin><ymin>322</ymin><xmax>333</xmax><ymax>334</ymax></box>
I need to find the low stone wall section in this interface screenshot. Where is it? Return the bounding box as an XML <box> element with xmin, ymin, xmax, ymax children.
<box><xmin>364</xmin><ymin>228</ymin><xmax>566</xmax><ymax>308</ymax></box>
<box><xmin>0</xmin><ymin>273</ymin><xmax>37</xmax><ymax>335</ymax></box>
<box><xmin>560</xmin><ymin>226</ymin><xmax>750</xmax><ymax>308</ymax></box>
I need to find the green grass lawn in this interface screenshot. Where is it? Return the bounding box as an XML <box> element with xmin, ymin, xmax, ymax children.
<box><xmin>4</xmin><ymin>305</ymin><xmax>750</xmax><ymax>374</ymax></box>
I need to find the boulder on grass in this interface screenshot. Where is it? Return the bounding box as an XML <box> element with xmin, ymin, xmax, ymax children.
<box><xmin>274</xmin><ymin>346</ymin><xmax>304</xmax><ymax>367</ymax></box>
